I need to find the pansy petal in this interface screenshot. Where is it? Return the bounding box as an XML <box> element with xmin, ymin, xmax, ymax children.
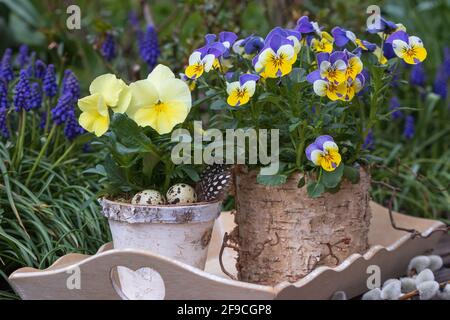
<box><xmin>306</xmin><ymin>70</ymin><xmax>322</xmax><ymax>83</ymax></box>
<box><xmin>314</xmin><ymin>135</ymin><xmax>334</xmax><ymax>148</ymax></box>
<box><xmin>242</xmin><ymin>80</ymin><xmax>256</xmax><ymax>96</ymax></box>
<box><xmin>226</xmin><ymin>81</ymin><xmax>240</xmax><ymax>95</ymax></box>
<box><xmin>89</xmin><ymin>74</ymin><xmax>125</xmax><ymax>107</ymax></box>
<box><xmin>409</xmin><ymin>36</ymin><xmax>424</xmax><ymax>48</ymax></box>
<box><xmin>188</xmin><ymin>51</ymin><xmax>202</xmax><ymax>65</ymax></box>
<box><xmin>392</xmin><ymin>39</ymin><xmax>409</xmax><ymax>58</ymax></box>
<box><xmin>313</xmin><ymin>80</ymin><xmax>328</xmax><ymax>96</ymax></box>
<box><xmin>311</xmin><ymin>149</ymin><xmax>323</xmax><ymax>166</ymax></box>
<box><xmin>277</xmin><ymin>44</ymin><xmax>295</xmax><ymax>61</ymax></box>
<box><xmin>202</xmin><ymin>54</ymin><xmax>215</xmax><ymax>72</ymax></box>
<box><xmin>305</xmin><ymin>143</ymin><xmax>320</xmax><ymax>161</ymax></box>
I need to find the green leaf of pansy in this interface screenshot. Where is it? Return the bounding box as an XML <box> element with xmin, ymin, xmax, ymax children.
<box><xmin>343</xmin><ymin>165</ymin><xmax>360</xmax><ymax>184</ymax></box>
<box><xmin>321</xmin><ymin>163</ymin><xmax>344</xmax><ymax>188</ymax></box>
<box><xmin>307</xmin><ymin>181</ymin><xmax>325</xmax><ymax>198</ymax></box>
<box><xmin>257</xmin><ymin>174</ymin><xmax>287</xmax><ymax>186</ymax></box>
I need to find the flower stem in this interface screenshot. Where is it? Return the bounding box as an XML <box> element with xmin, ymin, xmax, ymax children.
<box><xmin>12</xmin><ymin>110</ymin><xmax>27</xmax><ymax>169</ymax></box>
<box><xmin>25</xmin><ymin>124</ymin><xmax>56</xmax><ymax>187</ymax></box>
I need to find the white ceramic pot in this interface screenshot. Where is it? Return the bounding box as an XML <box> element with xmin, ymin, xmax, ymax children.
<box><xmin>99</xmin><ymin>198</ymin><xmax>221</xmax><ymax>299</ymax></box>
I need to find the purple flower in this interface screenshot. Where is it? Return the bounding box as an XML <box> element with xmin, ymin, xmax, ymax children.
<box><xmin>0</xmin><ymin>81</ymin><xmax>9</xmax><ymax>138</ymax></box>
<box><xmin>13</xmin><ymin>69</ymin><xmax>31</xmax><ymax>111</ymax></box>
<box><xmin>331</xmin><ymin>27</ymin><xmax>356</xmax><ymax>47</ymax></box>
<box><xmin>403</xmin><ymin>115</ymin><xmax>415</xmax><ymax>139</ymax></box>
<box><xmin>305</xmin><ymin>135</ymin><xmax>342</xmax><ymax>171</ymax></box>
<box><xmin>39</xmin><ymin>111</ymin><xmax>47</xmax><ymax>129</ymax></box>
<box><xmin>138</xmin><ymin>25</ymin><xmax>160</xmax><ymax>71</ymax></box>
<box><xmin>410</xmin><ymin>63</ymin><xmax>426</xmax><ymax>87</ymax></box>
<box><xmin>206</xmin><ymin>32</ymin><xmax>238</xmax><ymax>58</ymax></box>
<box><xmin>233</xmin><ymin>35</ymin><xmax>264</xmax><ymax>55</ymax></box>
<box><xmin>433</xmin><ymin>67</ymin><xmax>447</xmax><ymax>99</ymax></box>
<box><xmin>389</xmin><ymin>96</ymin><xmax>403</xmax><ymax>120</ymax></box>
<box><xmin>0</xmin><ymin>80</ymin><xmax>8</xmax><ymax>110</ymax></box>
<box><xmin>61</xmin><ymin>69</ymin><xmax>80</xmax><ymax>99</ymax></box>
<box><xmin>295</xmin><ymin>16</ymin><xmax>320</xmax><ymax>35</ymax></box>
<box><xmin>51</xmin><ymin>93</ymin><xmax>73</xmax><ymax>125</ymax></box>
<box><xmin>16</xmin><ymin>44</ymin><xmax>29</xmax><ymax>68</ymax></box>
<box><xmin>444</xmin><ymin>47</ymin><xmax>450</xmax><ymax>78</ymax></box>
<box><xmin>43</xmin><ymin>64</ymin><xmax>58</xmax><ymax>98</ymax></box>
<box><xmin>363</xmin><ymin>130</ymin><xmax>375</xmax><ymax>150</ymax></box>
<box><xmin>367</xmin><ymin>17</ymin><xmax>397</xmax><ymax>34</ymax></box>
<box><xmin>0</xmin><ymin>48</ymin><xmax>14</xmax><ymax>82</ymax></box>
<box><xmin>101</xmin><ymin>33</ymin><xmax>116</xmax><ymax>62</ymax></box>
<box><xmin>64</xmin><ymin>110</ymin><xmax>85</xmax><ymax>140</ymax></box>
<box><xmin>29</xmin><ymin>83</ymin><xmax>42</xmax><ymax>110</ymax></box>
<box><xmin>34</xmin><ymin>59</ymin><xmax>46</xmax><ymax>80</ymax></box>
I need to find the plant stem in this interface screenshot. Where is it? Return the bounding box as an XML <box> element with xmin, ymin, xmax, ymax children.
<box><xmin>25</xmin><ymin>125</ymin><xmax>56</xmax><ymax>187</ymax></box>
<box><xmin>12</xmin><ymin>110</ymin><xmax>27</xmax><ymax>169</ymax></box>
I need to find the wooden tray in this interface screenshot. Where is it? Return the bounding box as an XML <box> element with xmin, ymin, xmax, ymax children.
<box><xmin>8</xmin><ymin>202</ymin><xmax>445</xmax><ymax>300</ymax></box>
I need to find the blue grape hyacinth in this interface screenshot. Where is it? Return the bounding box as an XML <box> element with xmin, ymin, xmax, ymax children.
<box><xmin>13</xmin><ymin>69</ymin><xmax>31</xmax><ymax>111</ymax></box>
<box><xmin>0</xmin><ymin>48</ymin><xmax>14</xmax><ymax>82</ymax></box>
<box><xmin>51</xmin><ymin>93</ymin><xmax>74</xmax><ymax>125</ymax></box>
<box><xmin>64</xmin><ymin>110</ymin><xmax>85</xmax><ymax>140</ymax></box>
<box><xmin>16</xmin><ymin>44</ymin><xmax>29</xmax><ymax>68</ymax></box>
<box><xmin>403</xmin><ymin>115</ymin><xmax>415</xmax><ymax>139</ymax></box>
<box><xmin>29</xmin><ymin>83</ymin><xmax>42</xmax><ymax>110</ymax></box>
<box><xmin>61</xmin><ymin>69</ymin><xmax>80</xmax><ymax>99</ymax></box>
<box><xmin>138</xmin><ymin>25</ymin><xmax>160</xmax><ymax>70</ymax></box>
<box><xmin>101</xmin><ymin>33</ymin><xmax>116</xmax><ymax>62</ymax></box>
<box><xmin>43</xmin><ymin>64</ymin><xmax>58</xmax><ymax>97</ymax></box>
<box><xmin>0</xmin><ymin>81</ymin><xmax>9</xmax><ymax>138</ymax></box>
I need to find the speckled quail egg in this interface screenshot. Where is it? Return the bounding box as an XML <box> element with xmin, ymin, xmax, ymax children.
<box><xmin>131</xmin><ymin>189</ymin><xmax>166</xmax><ymax>205</ymax></box>
<box><xmin>166</xmin><ymin>183</ymin><xmax>197</xmax><ymax>204</ymax></box>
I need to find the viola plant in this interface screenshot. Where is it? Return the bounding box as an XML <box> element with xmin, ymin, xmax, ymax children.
<box><xmin>185</xmin><ymin>15</ymin><xmax>428</xmax><ymax>197</ymax></box>
<box><xmin>77</xmin><ymin>64</ymin><xmax>201</xmax><ymax>198</ymax></box>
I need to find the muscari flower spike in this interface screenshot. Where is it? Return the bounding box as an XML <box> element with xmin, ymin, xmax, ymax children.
<box><xmin>138</xmin><ymin>25</ymin><xmax>160</xmax><ymax>71</ymax></box>
<box><xmin>305</xmin><ymin>135</ymin><xmax>342</xmax><ymax>172</ymax></box>
<box><xmin>34</xmin><ymin>59</ymin><xmax>46</xmax><ymax>80</ymax></box>
<box><xmin>410</xmin><ymin>63</ymin><xmax>426</xmax><ymax>87</ymax></box>
<box><xmin>52</xmin><ymin>93</ymin><xmax>74</xmax><ymax>125</ymax></box>
<box><xmin>13</xmin><ymin>69</ymin><xmax>31</xmax><ymax>111</ymax></box>
<box><xmin>403</xmin><ymin>115</ymin><xmax>415</xmax><ymax>139</ymax></box>
<box><xmin>185</xmin><ymin>42</ymin><xmax>226</xmax><ymax>79</ymax></box>
<box><xmin>226</xmin><ymin>74</ymin><xmax>260</xmax><ymax>107</ymax></box>
<box><xmin>0</xmin><ymin>81</ymin><xmax>9</xmax><ymax>138</ymax></box>
<box><xmin>433</xmin><ymin>66</ymin><xmax>447</xmax><ymax>99</ymax></box>
<box><xmin>62</xmin><ymin>69</ymin><xmax>80</xmax><ymax>99</ymax></box>
<box><xmin>363</xmin><ymin>130</ymin><xmax>375</xmax><ymax>150</ymax></box>
<box><xmin>389</xmin><ymin>96</ymin><xmax>403</xmax><ymax>120</ymax></box>
<box><xmin>0</xmin><ymin>48</ymin><xmax>14</xmax><ymax>82</ymax></box>
<box><xmin>387</xmin><ymin>31</ymin><xmax>427</xmax><ymax>64</ymax></box>
<box><xmin>43</xmin><ymin>64</ymin><xmax>58</xmax><ymax>98</ymax></box>
<box><xmin>16</xmin><ymin>44</ymin><xmax>29</xmax><ymax>68</ymax></box>
<box><xmin>101</xmin><ymin>33</ymin><xmax>116</xmax><ymax>62</ymax></box>
<box><xmin>64</xmin><ymin>109</ymin><xmax>85</xmax><ymax>140</ymax></box>
<box><xmin>29</xmin><ymin>82</ymin><xmax>42</xmax><ymax>110</ymax></box>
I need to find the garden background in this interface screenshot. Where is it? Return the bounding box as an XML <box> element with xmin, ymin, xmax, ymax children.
<box><xmin>0</xmin><ymin>0</ymin><xmax>448</xmax><ymax>299</ymax></box>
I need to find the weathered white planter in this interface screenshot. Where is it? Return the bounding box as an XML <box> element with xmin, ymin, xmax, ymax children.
<box><xmin>99</xmin><ymin>198</ymin><xmax>221</xmax><ymax>299</ymax></box>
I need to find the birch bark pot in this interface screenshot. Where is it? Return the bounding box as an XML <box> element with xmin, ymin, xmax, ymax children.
<box><xmin>100</xmin><ymin>199</ymin><xmax>221</xmax><ymax>299</ymax></box>
<box><xmin>231</xmin><ymin>166</ymin><xmax>372</xmax><ymax>286</ymax></box>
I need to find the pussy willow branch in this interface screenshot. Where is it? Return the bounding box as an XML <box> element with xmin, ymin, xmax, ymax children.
<box><xmin>399</xmin><ymin>280</ymin><xmax>450</xmax><ymax>300</ymax></box>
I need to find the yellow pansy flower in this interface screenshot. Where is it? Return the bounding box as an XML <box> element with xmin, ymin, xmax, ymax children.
<box><xmin>77</xmin><ymin>74</ymin><xmax>130</xmax><ymax>136</ymax></box>
<box><xmin>126</xmin><ymin>64</ymin><xmax>192</xmax><ymax>135</ymax></box>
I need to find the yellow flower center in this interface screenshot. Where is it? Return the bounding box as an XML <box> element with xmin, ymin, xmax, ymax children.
<box><xmin>153</xmin><ymin>101</ymin><xmax>166</xmax><ymax>113</ymax></box>
<box><xmin>269</xmin><ymin>53</ymin><xmax>286</xmax><ymax>68</ymax></box>
<box><xmin>404</xmin><ymin>47</ymin><xmax>418</xmax><ymax>59</ymax></box>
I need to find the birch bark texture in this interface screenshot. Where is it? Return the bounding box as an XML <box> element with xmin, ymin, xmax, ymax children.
<box><xmin>232</xmin><ymin>166</ymin><xmax>372</xmax><ymax>285</ymax></box>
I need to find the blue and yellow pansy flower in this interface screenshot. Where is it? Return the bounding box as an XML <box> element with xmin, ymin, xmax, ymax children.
<box><xmin>185</xmin><ymin>43</ymin><xmax>226</xmax><ymax>79</ymax></box>
<box><xmin>253</xmin><ymin>34</ymin><xmax>297</xmax><ymax>78</ymax></box>
<box><xmin>388</xmin><ymin>31</ymin><xmax>427</xmax><ymax>64</ymax></box>
<box><xmin>305</xmin><ymin>135</ymin><xmax>342</xmax><ymax>172</ymax></box>
<box><xmin>226</xmin><ymin>74</ymin><xmax>260</xmax><ymax>107</ymax></box>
